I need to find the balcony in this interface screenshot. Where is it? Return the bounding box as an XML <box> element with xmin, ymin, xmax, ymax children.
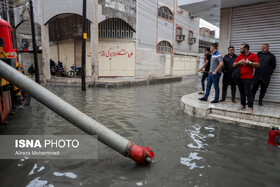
<box><xmin>188</xmin><ymin>37</ymin><xmax>196</xmax><ymax>44</ymax></box>
<box><xmin>176</xmin><ymin>35</ymin><xmax>185</xmax><ymax>42</ymax></box>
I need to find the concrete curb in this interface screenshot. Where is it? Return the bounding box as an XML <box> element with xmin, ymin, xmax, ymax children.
<box><xmin>88</xmin><ymin>77</ymin><xmax>183</xmax><ymax>88</ymax></box>
<box><xmin>180</xmin><ymin>92</ymin><xmax>280</xmax><ymax>130</ymax></box>
<box><xmin>43</xmin><ymin>76</ymin><xmax>182</xmax><ymax>88</ymax></box>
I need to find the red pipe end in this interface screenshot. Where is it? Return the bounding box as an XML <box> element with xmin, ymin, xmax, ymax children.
<box><xmin>127</xmin><ymin>143</ymin><xmax>154</xmax><ymax>165</ymax></box>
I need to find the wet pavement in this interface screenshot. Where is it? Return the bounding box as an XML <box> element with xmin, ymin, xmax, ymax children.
<box><xmin>0</xmin><ymin>77</ymin><xmax>280</xmax><ymax>187</ymax></box>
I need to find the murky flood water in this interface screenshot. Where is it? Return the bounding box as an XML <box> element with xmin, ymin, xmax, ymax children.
<box><xmin>0</xmin><ymin>78</ymin><xmax>280</xmax><ymax>187</ymax></box>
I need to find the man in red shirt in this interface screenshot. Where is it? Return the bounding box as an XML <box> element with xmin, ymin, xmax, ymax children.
<box><xmin>233</xmin><ymin>43</ymin><xmax>260</xmax><ymax>113</ymax></box>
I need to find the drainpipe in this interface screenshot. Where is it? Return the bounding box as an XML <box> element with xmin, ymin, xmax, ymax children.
<box><xmin>91</xmin><ymin>0</ymin><xmax>99</xmax><ymax>83</ymax></box>
<box><xmin>0</xmin><ymin>60</ymin><xmax>154</xmax><ymax>164</ymax></box>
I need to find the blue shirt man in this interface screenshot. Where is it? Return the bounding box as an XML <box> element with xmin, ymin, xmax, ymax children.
<box><xmin>199</xmin><ymin>43</ymin><xmax>224</xmax><ymax>103</ymax></box>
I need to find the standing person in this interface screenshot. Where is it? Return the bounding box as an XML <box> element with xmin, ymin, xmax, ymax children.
<box><xmin>199</xmin><ymin>43</ymin><xmax>224</xmax><ymax>103</ymax></box>
<box><xmin>28</xmin><ymin>64</ymin><xmax>36</xmax><ymax>76</ymax></box>
<box><xmin>251</xmin><ymin>44</ymin><xmax>276</xmax><ymax>106</ymax></box>
<box><xmin>220</xmin><ymin>46</ymin><xmax>238</xmax><ymax>103</ymax></box>
<box><xmin>198</xmin><ymin>48</ymin><xmax>211</xmax><ymax>95</ymax></box>
<box><xmin>233</xmin><ymin>43</ymin><xmax>259</xmax><ymax>113</ymax></box>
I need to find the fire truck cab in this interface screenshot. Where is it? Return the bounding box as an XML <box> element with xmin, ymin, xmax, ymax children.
<box><xmin>0</xmin><ymin>19</ymin><xmax>19</xmax><ymax>125</ymax></box>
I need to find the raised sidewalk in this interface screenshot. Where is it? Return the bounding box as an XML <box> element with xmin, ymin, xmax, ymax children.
<box><xmin>180</xmin><ymin>92</ymin><xmax>280</xmax><ymax>129</ymax></box>
<box><xmin>44</xmin><ymin>76</ymin><xmax>182</xmax><ymax>87</ymax></box>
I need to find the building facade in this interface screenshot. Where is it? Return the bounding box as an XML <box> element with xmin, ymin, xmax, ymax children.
<box><xmin>137</xmin><ymin>0</ymin><xmax>199</xmax><ymax>78</ymax></box>
<box><xmin>198</xmin><ymin>27</ymin><xmax>215</xmax><ymax>68</ymax></box>
<box><xmin>199</xmin><ymin>27</ymin><xmax>215</xmax><ymax>53</ymax></box>
<box><xmin>13</xmin><ymin>0</ymin><xmax>200</xmax><ymax>80</ymax></box>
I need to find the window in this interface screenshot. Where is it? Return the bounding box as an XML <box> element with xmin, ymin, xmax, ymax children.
<box><xmin>188</xmin><ymin>31</ymin><xmax>194</xmax><ymax>39</ymax></box>
<box><xmin>177</xmin><ymin>27</ymin><xmax>182</xmax><ymax>35</ymax></box>
<box><xmin>48</xmin><ymin>14</ymin><xmax>91</xmax><ymax>42</ymax></box>
<box><xmin>176</xmin><ymin>27</ymin><xmax>185</xmax><ymax>41</ymax></box>
<box><xmin>188</xmin><ymin>31</ymin><xmax>196</xmax><ymax>44</ymax></box>
<box><xmin>158</xmin><ymin>7</ymin><xmax>173</xmax><ymax>21</ymax></box>
<box><xmin>21</xmin><ymin>38</ymin><xmax>28</xmax><ymax>49</ymax></box>
<box><xmin>157</xmin><ymin>41</ymin><xmax>172</xmax><ymax>53</ymax></box>
<box><xmin>0</xmin><ymin>38</ymin><xmax>4</xmax><ymax>47</ymax></box>
<box><xmin>99</xmin><ymin>18</ymin><xmax>135</xmax><ymax>39</ymax></box>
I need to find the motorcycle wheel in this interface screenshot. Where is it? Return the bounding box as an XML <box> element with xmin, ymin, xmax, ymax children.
<box><xmin>67</xmin><ymin>71</ymin><xmax>75</xmax><ymax>78</ymax></box>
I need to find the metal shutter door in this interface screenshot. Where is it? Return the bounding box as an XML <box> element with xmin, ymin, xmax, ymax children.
<box><xmin>230</xmin><ymin>2</ymin><xmax>280</xmax><ymax>102</ymax></box>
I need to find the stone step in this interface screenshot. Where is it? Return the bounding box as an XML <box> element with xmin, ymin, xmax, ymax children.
<box><xmin>211</xmin><ymin>108</ymin><xmax>280</xmax><ymax>126</ymax></box>
<box><xmin>208</xmin><ymin>113</ymin><xmax>278</xmax><ymax>129</ymax></box>
<box><xmin>180</xmin><ymin>92</ymin><xmax>280</xmax><ymax>129</ymax></box>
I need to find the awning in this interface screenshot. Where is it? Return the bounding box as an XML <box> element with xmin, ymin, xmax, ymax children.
<box><xmin>178</xmin><ymin>0</ymin><xmax>271</xmax><ymax>27</ymax></box>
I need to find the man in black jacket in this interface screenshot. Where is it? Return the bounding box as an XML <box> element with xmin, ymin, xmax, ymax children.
<box><xmin>198</xmin><ymin>48</ymin><xmax>211</xmax><ymax>94</ymax></box>
<box><xmin>220</xmin><ymin>46</ymin><xmax>238</xmax><ymax>103</ymax></box>
<box><xmin>252</xmin><ymin>44</ymin><xmax>276</xmax><ymax>106</ymax></box>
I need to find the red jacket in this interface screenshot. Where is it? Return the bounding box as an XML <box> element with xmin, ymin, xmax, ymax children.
<box><xmin>234</xmin><ymin>53</ymin><xmax>259</xmax><ymax>79</ymax></box>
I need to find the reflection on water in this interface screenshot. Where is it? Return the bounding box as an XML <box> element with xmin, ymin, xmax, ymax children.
<box><xmin>28</xmin><ymin>164</ymin><xmax>45</xmax><ymax>176</ymax></box>
<box><xmin>53</xmin><ymin>172</ymin><xmax>77</xmax><ymax>179</ymax></box>
<box><xmin>181</xmin><ymin>124</ymin><xmax>217</xmax><ymax>170</ymax></box>
<box><xmin>0</xmin><ymin>78</ymin><xmax>280</xmax><ymax>186</ymax></box>
<box><xmin>26</xmin><ymin>177</ymin><xmax>51</xmax><ymax>187</ymax></box>
<box><xmin>187</xmin><ymin>125</ymin><xmax>207</xmax><ymax>149</ymax></box>
<box><xmin>180</xmin><ymin>152</ymin><xmax>205</xmax><ymax>170</ymax></box>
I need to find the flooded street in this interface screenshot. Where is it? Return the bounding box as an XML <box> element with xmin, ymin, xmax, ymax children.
<box><xmin>0</xmin><ymin>78</ymin><xmax>280</xmax><ymax>187</ymax></box>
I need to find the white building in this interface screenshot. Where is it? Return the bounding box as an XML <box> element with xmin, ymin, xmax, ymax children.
<box><xmin>13</xmin><ymin>0</ymin><xmax>200</xmax><ymax>81</ymax></box>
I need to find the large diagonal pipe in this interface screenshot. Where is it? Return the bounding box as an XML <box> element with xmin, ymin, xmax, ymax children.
<box><xmin>0</xmin><ymin>60</ymin><xmax>154</xmax><ymax>164</ymax></box>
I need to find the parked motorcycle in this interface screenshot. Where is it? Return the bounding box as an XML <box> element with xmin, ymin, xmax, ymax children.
<box><xmin>50</xmin><ymin>59</ymin><xmax>57</xmax><ymax>76</ymax></box>
<box><xmin>67</xmin><ymin>66</ymin><xmax>82</xmax><ymax>78</ymax></box>
<box><xmin>50</xmin><ymin>60</ymin><xmax>66</xmax><ymax>77</ymax></box>
<box><xmin>56</xmin><ymin>61</ymin><xmax>66</xmax><ymax>77</ymax></box>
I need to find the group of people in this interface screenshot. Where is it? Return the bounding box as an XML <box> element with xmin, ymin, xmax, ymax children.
<box><xmin>198</xmin><ymin>43</ymin><xmax>276</xmax><ymax>113</ymax></box>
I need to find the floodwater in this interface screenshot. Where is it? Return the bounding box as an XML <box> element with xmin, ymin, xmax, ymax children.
<box><xmin>0</xmin><ymin>77</ymin><xmax>280</xmax><ymax>187</ymax></box>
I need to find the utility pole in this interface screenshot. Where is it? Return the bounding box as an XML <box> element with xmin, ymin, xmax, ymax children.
<box><xmin>91</xmin><ymin>0</ymin><xmax>99</xmax><ymax>83</ymax></box>
<box><xmin>40</xmin><ymin>0</ymin><xmax>51</xmax><ymax>82</ymax></box>
<box><xmin>29</xmin><ymin>0</ymin><xmax>40</xmax><ymax>83</ymax></box>
<box><xmin>81</xmin><ymin>0</ymin><xmax>87</xmax><ymax>91</ymax></box>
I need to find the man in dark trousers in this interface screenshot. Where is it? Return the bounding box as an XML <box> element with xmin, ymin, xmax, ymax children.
<box><xmin>199</xmin><ymin>43</ymin><xmax>224</xmax><ymax>103</ymax></box>
<box><xmin>198</xmin><ymin>48</ymin><xmax>211</xmax><ymax>95</ymax></box>
<box><xmin>251</xmin><ymin>44</ymin><xmax>276</xmax><ymax>106</ymax></box>
<box><xmin>220</xmin><ymin>46</ymin><xmax>238</xmax><ymax>103</ymax></box>
<box><xmin>233</xmin><ymin>43</ymin><xmax>259</xmax><ymax>113</ymax></box>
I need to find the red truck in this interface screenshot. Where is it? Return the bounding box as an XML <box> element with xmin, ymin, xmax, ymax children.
<box><xmin>0</xmin><ymin>19</ymin><xmax>30</xmax><ymax>125</ymax></box>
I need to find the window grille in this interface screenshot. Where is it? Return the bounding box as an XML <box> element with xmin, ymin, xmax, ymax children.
<box><xmin>48</xmin><ymin>14</ymin><xmax>91</xmax><ymax>42</ymax></box>
<box><xmin>158</xmin><ymin>6</ymin><xmax>173</xmax><ymax>21</ymax></box>
<box><xmin>98</xmin><ymin>18</ymin><xmax>135</xmax><ymax>39</ymax></box>
<box><xmin>157</xmin><ymin>41</ymin><xmax>172</xmax><ymax>53</ymax></box>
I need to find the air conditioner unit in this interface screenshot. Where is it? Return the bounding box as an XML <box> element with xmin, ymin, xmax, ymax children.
<box><xmin>189</xmin><ymin>13</ymin><xmax>197</xmax><ymax>18</ymax></box>
<box><xmin>176</xmin><ymin>35</ymin><xmax>185</xmax><ymax>42</ymax></box>
<box><xmin>73</xmin><ymin>25</ymin><xmax>82</xmax><ymax>37</ymax></box>
<box><xmin>188</xmin><ymin>37</ymin><xmax>196</xmax><ymax>44</ymax></box>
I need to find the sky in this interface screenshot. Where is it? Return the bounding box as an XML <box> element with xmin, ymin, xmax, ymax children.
<box><xmin>199</xmin><ymin>18</ymin><xmax>220</xmax><ymax>39</ymax></box>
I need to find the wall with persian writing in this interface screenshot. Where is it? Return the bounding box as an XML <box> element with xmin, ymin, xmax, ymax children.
<box><xmin>97</xmin><ymin>41</ymin><xmax>135</xmax><ymax>77</ymax></box>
